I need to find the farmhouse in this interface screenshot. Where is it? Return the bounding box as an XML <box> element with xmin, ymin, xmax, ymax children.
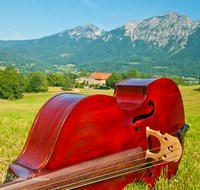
<box><xmin>75</xmin><ymin>73</ymin><xmax>111</xmax><ymax>86</ymax></box>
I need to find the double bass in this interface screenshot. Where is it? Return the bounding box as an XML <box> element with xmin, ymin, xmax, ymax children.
<box><xmin>1</xmin><ymin>78</ymin><xmax>189</xmax><ymax>189</ymax></box>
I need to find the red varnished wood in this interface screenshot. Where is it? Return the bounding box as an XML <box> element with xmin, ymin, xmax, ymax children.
<box><xmin>3</xmin><ymin>78</ymin><xmax>185</xmax><ymax>189</ymax></box>
<box><xmin>15</xmin><ymin>93</ymin><xmax>88</xmax><ymax>171</ymax></box>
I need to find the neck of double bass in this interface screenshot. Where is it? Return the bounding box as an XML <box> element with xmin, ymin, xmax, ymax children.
<box><xmin>0</xmin><ymin>147</ymin><xmax>145</xmax><ymax>190</ymax></box>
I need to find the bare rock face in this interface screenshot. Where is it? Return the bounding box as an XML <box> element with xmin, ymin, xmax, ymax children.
<box><xmin>124</xmin><ymin>12</ymin><xmax>200</xmax><ymax>51</ymax></box>
<box><xmin>59</xmin><ymin>24</ymin><xmax>106</xmax><ymax>41</ymax></box>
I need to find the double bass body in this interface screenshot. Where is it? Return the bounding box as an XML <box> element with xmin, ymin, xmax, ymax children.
<box><xmin>3</xmin><ymin>78</ymin><xmax>186</xmax><ymax>189</ymax></box>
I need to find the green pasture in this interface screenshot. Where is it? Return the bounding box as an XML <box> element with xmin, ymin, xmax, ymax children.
<box><xmin>0</xmin><ymin>86</ymin><xmax>200</xmax><ymax>189</ymax></box>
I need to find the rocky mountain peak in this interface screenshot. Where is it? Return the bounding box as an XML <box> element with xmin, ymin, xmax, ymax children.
<box><xmin>124</xmin><ymin>12</ymin><xmax>200</xmax><ymax>51</ymax></box>
<box><xmin>161</xmin><ymin>11</ymin><xmax>180</xmax><ymax>16</ymax></box>
<box><xmin>58</xmin><ymin>24</ymin><xmax>106</xmax><ymax>40</ymax></box>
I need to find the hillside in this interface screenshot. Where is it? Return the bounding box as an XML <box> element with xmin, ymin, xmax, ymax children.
<box><xmin>0</xmin><ymin>12</ymin><xmax>200</xmax><ymax>77</ymax></box>
<box><xmin>0</xmin><ymin>49</ymin><xmax>46</xmax><ymax>73</ymax></box>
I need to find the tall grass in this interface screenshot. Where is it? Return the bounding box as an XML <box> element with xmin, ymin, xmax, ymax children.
<box><xmin>0</xmin><ymin>86</ymin><xmax>200</xmax><ymax>189</ymax></box>
<box><xmin>0</xmin><ymin>113</ymin><xmax>36</xmax><ymax>184</ymax></box>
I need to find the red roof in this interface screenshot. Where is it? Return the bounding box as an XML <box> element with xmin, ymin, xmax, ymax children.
<box><xmin>91</xmin><ymin>73</ymin><xmax>112</xmax><ymax>80</ymax></box>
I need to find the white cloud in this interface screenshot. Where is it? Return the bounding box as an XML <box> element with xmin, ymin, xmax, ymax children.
<box><xmin>82</xmin><ymin>0</ymin><xmax>98</xmax><ymax>10</ymax></box>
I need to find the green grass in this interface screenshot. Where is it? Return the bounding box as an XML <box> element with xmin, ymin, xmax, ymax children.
<box><xmin>0</xmin><ymin>86</ymin><xmax>200</xmax><ymax>189</ymax></box>
<box><xmin>179</xmin><ymin>85</ymin><xmax>200</xmax><ymax>116</ymax></box>
<box><xmin>0</xmin><ymin>113</ymin><xmax>36</xmax><ymax>184</ymax></box>
<box><xmin>0</xmin><ymin>88</ymin><xmax>114</xmax><ymax>113</ymax></box>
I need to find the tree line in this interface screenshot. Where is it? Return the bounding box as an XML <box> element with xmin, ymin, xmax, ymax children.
<box><xmin>0</xmin><ymin>67</ymin><xmax>48</xmax><ymax>99</ymax></box>
<box><xmin>0</xmin><ymin>67</ymin><xmax>184</xmax><ymax>100</ymax></box>
<box><xmin>106</xmin><ymin>70</ymin><xmax>153</xmax><ymax>88</ymax></box>
<box><xmin>0</xmin><ymin>67</ymin><xmax>89</xmax><ymax>99</ymax></box>
<box><xmin>106</xmin><ymin>71</ymin><xmax>185</xmax><ymax>88</ymax></box>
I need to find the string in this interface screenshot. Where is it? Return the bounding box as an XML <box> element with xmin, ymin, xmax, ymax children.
<box><xmin>9</xmin><ymin>142</ymin><xmax>180</xmax><ymax>190</ymax></box>
<box><xmin>33</xmin><ymin>152</ymin><xmax>181</xmax><ymax>190</ymax></box>
<box><xmin>10</xmin><ymin>141</ymin><xmax>178</xmax><ymax>186</ymax></box>
<box><xmin>30</xmin><ymin>148</ymin><xmax>180</xmax><ymax>189</ymax></box>
<box><xmin>54</xmin><ymin>156</ymin><xmax>180</xmax><ymax>190</ymax></box>
<box><xmin>8</xmin><ymin>141</ymin><xmax>180</xmax><ymax>190</ymax></box>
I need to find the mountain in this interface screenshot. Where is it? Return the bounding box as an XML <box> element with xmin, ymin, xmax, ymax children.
<box><xmin>124</xmin><ymin>12</ymin><xmax>200</xmax><ymax>51</ymax></box>
<box><xmin>0</xmin><ymin>12</ymin><xmax>200</xmax><ymax>77</ymax></box>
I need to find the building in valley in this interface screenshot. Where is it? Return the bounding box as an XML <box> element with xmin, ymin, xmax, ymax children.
<box><xmin>75</xmin><ymin>73</ymin><xmax>112</xmax><ymax>86</ymax></box>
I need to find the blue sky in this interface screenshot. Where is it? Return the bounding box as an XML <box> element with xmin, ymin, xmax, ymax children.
<box><xmin>0</xmin><ymin>0</ymin><xmax>200</xmax><ymax>40</ymax></box>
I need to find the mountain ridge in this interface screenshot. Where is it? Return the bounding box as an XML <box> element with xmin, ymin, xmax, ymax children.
<box><xmin>0</xmin><ymin>11</ymin><xmax>199</xmax><ymax>77</ymax></box>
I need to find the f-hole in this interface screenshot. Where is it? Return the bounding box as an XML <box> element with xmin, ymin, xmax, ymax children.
<box><xmin>133</xmin><ymin>100</ymin><xmax>155</xmax><ymax>131</ymax></box>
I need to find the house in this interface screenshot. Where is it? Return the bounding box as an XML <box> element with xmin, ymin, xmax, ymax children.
<box><xmin>90</xmin><ymin>73</ymin><xmax>112</xmax><ymax>85</ymax></box>
<box><xmin>75</xmin><ymin>76</ymin><xmax>96</xmax><ymax>85</ymax></box>
<box><xmin>75</xmin><ymin>73</ymin><xmax>112</xmax><ymax>86</ymax></box>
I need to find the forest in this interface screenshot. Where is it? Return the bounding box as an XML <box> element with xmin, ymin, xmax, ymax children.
<box><xmin>0</xmin><ymin>66</ymin><xmax>185</xmax><ymax>100</ymax></box>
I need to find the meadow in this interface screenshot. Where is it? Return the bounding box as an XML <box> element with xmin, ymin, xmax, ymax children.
<box><xmin>0</xmin><ymin>85</ymin><xmax>200</xmax><ymax>189</ymax></box>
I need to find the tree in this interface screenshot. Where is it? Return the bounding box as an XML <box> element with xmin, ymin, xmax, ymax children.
<box><xmin>61</xmin><ymin>77</ymin><xmax>74</xmax><ymax>91</ymax></box>
<box><xmin>28</xmin><ymin>75</ymin><xmax>42</xmax><ymax>92</ymax></box>
<box><xmin>79</xmin><ymin>82</ymin><xmax>85</xmax><ymax>89</ymax></box>
<box><xmin>141</xmin><ymin>74</ymin><xmax>147</xmax><ymax>78</ymax></box>
<box><xmin>89</xmin><ymin>84</ymin><xmax>100</xmax><ymax>89</ymax></box>
<box><xmin>125</xmin><ymin>70</ymin><xmax>141</xmax><ymax>78</ymax></box>
<box><xmin>147</xmin><ymin>74</ymin><xmax>153</xmax><ymax>78</ymax></box>
<box><xmin>121</xmin><ymin>73</ymin><xmax>127</xmax><ymax>80</ymax></box>
<box><xmin>66</xmin><ymin>72</ymin><xmax>79</xmax><ymax>80</ymax></box>
<box><xmin>47</xmin><ymin>73</ymin><xmax>66</xmax><ymax>87</ymax></box>
<box><xmin>26</xmin><ymin>71</ymin><xmax>48</xmax><ymax>92</ymax></box>
<box><xmin>47</xmin><ymin>73</ymin><xmax>57</xmax><ymax>86</ymax></box>
<box><xmin>40</xmin><ymin>73</ymin><xmax>48</xmax><ymax>92</ymax></box>
<box><xmin>75</xmin><ymin>81</ymin><xmax>80</xmax><ymax>88</ymax></box>
<box><xmin>83</xmin><ymin>80</ymin><xmax>86</xmax><ymax>86</ymax></box>
<box><xmin>106</xmin><ymin>72</ymin><xmax>123</xmax><ymax>88</ymax></box>
<box><xmin>170</xmin><ymin>76</ymin><xmax>185</xmax><ymax>86</ymax></box>
<box><xmin>0</xmin><ymin>67</ymin><xmax>26</xmax><ymax>99</ymax></box>
<box><xmin>79</xmin><ymin>69</ymin><xmax>89</xmax><ymax>77</ymax></box>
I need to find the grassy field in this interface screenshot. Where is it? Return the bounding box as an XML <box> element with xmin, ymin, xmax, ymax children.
<box><xmin>0</xmin><ymin>86</ymin><xmax>200</xmax><ymax>189</ymax></box>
